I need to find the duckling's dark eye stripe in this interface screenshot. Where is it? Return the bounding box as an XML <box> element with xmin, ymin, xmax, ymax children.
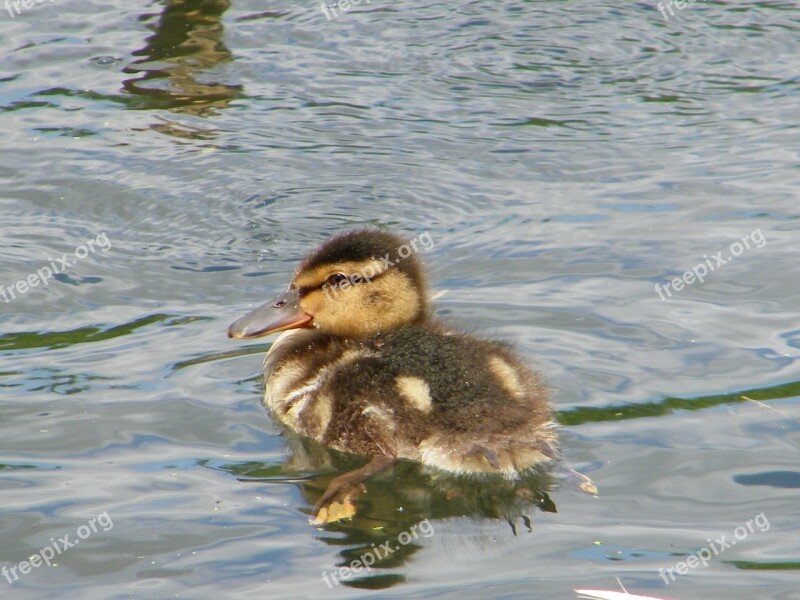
<box><xmin>296</xmin><ymin>283</ymin><xmax>335</xmax><ymax>299</ymax></box>
<box><xmin>319</xmin><ymin>268</ymin><xmax>392</xmax><ymax>290</ymax></box>
<box><xmin>325</xmin><ymin>273</ymin><xmax>347</xmax><ymax>286</ymax></box>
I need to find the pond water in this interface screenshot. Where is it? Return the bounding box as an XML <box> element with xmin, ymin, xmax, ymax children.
<box><xmin>1</xmin><ymin>1</ymin><xmax>798</xmax><ymax>598</ymax></box>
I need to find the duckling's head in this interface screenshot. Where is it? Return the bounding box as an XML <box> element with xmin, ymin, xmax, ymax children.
<box><xmin>229</xmin><ymin>229</ymin><xmax>429</xmax><ymax>339</ymax></box>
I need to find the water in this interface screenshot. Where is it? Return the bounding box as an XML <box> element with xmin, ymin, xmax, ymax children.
<box><xmin>1</xmin><ymin>1</ymin><xmax>799</xmax><ymax>598</ymax></box>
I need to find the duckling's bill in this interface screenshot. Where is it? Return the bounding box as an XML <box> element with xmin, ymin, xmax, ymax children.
<box><xmin>228</xmin><ymin>289</ymin><xmax>313</xmax><ymax>339</ymax></box>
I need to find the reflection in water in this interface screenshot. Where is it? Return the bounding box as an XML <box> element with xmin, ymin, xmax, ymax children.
<box><xmin>209</xmin><ymin>434</ymin><xmax>557</xmax><ymax>590</ymax></box>
<box><xmin>558</xmin><ymin>380</ymin><xmax>800</xmax><ymax>426</ymax></box>
<box><xmin>122</xmin><ymin>0</ymin><xmax>241</xmax><ymax>119</ymax></box>
<box><xmin>197</xmin><ymin>375</ymin><xmax>800</xmax><ymax>590</ymax></box>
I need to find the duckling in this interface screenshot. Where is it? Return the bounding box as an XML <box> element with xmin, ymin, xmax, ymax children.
<box><xmin>228</xmin><ymin>229</ymin><xmax>557</xmax><ymax>489</ymax></box>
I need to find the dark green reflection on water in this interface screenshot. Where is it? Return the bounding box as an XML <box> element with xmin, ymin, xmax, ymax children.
<box><xmin>0</xmin><ymin>314</ymin><xmax>188</xmax><ymax>351</ymax></box>
<box><xmin>725</xmin><ymin>560</ymin><xmax>800</xmax><ymax>571</ymax></box>
<box><xmin>558</xmin><ymin>380</ymin><xmax>800</xmax><ymax>426</ymax></box>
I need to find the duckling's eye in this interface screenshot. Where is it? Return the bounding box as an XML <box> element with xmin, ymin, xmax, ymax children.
<box><xmin>325</xmin><ymin>273</ymin><xmax>347</xmax><ymax>286</ymax></box>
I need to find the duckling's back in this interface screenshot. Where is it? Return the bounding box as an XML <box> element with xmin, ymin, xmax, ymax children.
<box><xmin>264</xmin><ymin>325</ymin><xmax>557</xmax><ymax>479</ymax></box>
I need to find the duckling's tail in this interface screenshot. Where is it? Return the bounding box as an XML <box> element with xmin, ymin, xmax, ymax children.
<box><xmin>418</xmin><ymin>423</ymin><xmax>558</xmax><ymax>479</ymax></box>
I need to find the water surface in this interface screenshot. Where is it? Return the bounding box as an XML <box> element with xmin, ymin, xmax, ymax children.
<box><xmin>1</xmin><ymin>1</ymin><xmax>799</xmax><ymax>598</ymax></box>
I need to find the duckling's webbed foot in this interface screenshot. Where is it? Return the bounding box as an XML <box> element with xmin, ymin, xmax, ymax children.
<box><xmin>464</xmin><ymin>444</ymin><xmax>501</xmax><ymax>470</ymax></box>
<box><xmin>311</xmin><ymin>454</ymin><xmax>396</xmax><ymax>523</ymax></box>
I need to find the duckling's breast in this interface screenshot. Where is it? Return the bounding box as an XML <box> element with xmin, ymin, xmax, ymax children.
<box><xmin>262</xmin><ymin>329</ymin><xmax>372</xmax><ymax>442</ymax></box>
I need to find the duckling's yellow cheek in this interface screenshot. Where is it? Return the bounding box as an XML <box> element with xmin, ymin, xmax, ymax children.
<box><xmin>395</xmin><ymin>376</ymin><xmax>433</xmax><ymax>413</ymax></box>
<box><xmin>299</xmin><ymin>289</ymin><xmax>327</xmax><ymax>317</ymax></box>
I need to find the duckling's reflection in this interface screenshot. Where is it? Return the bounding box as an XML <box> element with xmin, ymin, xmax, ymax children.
<box><xmin>123</xmin><ymin>0</ymin><xmax>241</xmax><ymax>120</ymax></box>
<box><xmin>227</xmin><ymin>432</ymin><xmax>557</xmax><ymax>590</ymax></box>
